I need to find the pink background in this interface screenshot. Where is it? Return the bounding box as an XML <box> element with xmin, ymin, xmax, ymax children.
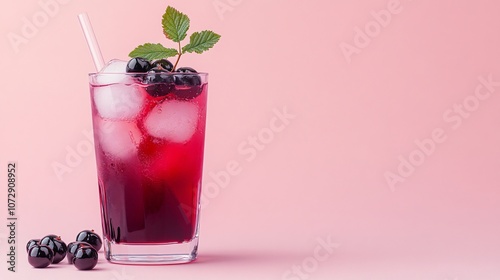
<box><xmin>1</xmin><ymin>0</ymin><xmax>500</xmax><ymax>279</ymax></box>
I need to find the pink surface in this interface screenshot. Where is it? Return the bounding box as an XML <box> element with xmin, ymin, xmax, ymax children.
<box><xmin>1</xmin><ymin>0</ymin><xmax>500</xmax><ymax>279</ymax></box>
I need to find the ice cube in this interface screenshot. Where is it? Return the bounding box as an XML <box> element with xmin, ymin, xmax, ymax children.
<box><xmin>144</xmin><ymin>100</ymin><xmax>199</xmax><ymax>143</ymax></box>
<box><xmin>93</xmin><ymin>84</ymin><xmax>145</xmax><ymax>120</ymax></box>
<box><xmin>97</xmin><ymin>120</ymin><xmax>142</xmax><ymax>160</ymax></box>
<box><xmin>96</xmin><ymin>59</ymin><xmax>128</xmax><ymax>85</ymax></box>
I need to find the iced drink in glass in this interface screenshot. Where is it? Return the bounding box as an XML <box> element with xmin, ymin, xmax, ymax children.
<box><xmin>89</xmin><ymin>64</ymin><xmax>207</xmax><ymax>264</ymax></box>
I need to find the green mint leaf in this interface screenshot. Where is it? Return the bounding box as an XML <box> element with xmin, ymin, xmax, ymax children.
<box><xmin>182</xmin><ymin>31</ymin><xmax>221</xmax><ymax>54</ymax></box>
<box><xmin>162</xmin><ymin>6</ymin><xmax>190</xmax><ymax>43</ymax></box>
<box><xmin>129</xmin><ymin>43</ymin><xmax>178</xmax><ymax>60</ymax></box>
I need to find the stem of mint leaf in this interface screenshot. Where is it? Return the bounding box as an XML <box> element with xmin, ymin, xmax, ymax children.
<box><xmin>173</xmin><ymin>41</ymin><xmax>182</xmax><ymax>71</ymax></box>
<box><xmin>129</xmin><ymin>6</ymin><xmax>221</xmax><ymax>71</ymax></box>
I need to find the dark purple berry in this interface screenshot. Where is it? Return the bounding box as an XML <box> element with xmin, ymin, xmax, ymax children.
<box><xmin>28</xmin><ymin>245</ymin><xmax>54</xmax><ymax>268</ymax></box>
<box><xmin>143</xmin><ymin>69</ymin><xmax>175</xmax><ymax>97</ymax></box>
<box><xmin>176</xmin><ymin>67</ymin><xmax>197</xmax><ymax>73</ymax></box>
<box><xmin>144</xmin><ymin>68</ymin><xmax>175</xmax><ymax>84</ymax></box>
<box><xmin>76</xmin><ymin>230</ymin><xmax>102</xmax><ymax>252</ymax></box>
<box><xmin>73</xmin><ymin>247</ymin><xmax>98</xmax><ymax>270</ymax></box>
<box><xmin>126</xmin><ymin>57</ymin><xmax>151</xmax><ymax>73</ymax></box>
<box><xmin>174</xmin><ymin>67</ymin><xmax>202</xmax><ymax>86</ymax></box>
<box><xmin>152</xmin><ymin>59</ymin><xmax>174</xmax><ymax>72</ymax></box>
<box><xmin>40</xmin><ymin>235</ymin><xmax>67</xmax><ymax>264</ymax></box>
<box><xmin>26</xmin><ymin>239</ymin><xmax>40</xmax><ymax>252</ymax></box>
<box><xmin>66</xmin><ymin>242</ymin><xmax>92</xmax><ymax>264</ymax></box>
<box><xmin>172</xmin><ymin>67</ymin><xmax>202</xmax><ymax>99</ymax></box>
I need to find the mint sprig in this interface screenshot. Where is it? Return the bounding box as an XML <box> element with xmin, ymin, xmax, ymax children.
<box><xmin>129</xmin><ymin>6</ymin><xmax>221</xmax><ymax>71</ymax></box>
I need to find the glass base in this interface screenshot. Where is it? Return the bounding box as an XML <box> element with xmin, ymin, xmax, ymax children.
<box><xmin>104</xmin><ymin>237</ymin><xmax>198</xmax><ymax>265</ymax></box>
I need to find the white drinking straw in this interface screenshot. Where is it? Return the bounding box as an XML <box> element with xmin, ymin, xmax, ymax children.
<box><xmin>78</xmin><ymin>13</ymin><xmax>105</xmax><ymax>72</ymax></box>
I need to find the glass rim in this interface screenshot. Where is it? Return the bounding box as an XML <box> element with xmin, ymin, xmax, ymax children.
<box><xmin>89</xmin><ymin>72</ymin><xmax>208</xmax><ymax>77</ymax></box>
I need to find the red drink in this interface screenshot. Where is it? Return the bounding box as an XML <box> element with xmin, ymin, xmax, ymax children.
<box><xmin>89</xmin><ymin>72</ymin><xmax>207</xmax><ymax>249</ymax></box>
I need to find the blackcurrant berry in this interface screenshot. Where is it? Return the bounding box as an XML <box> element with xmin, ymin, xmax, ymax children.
<box><xmin>176</xmin><ymin>67</ymin><xmax>197</xmax><ymax>73</ymax></box>
<box><xmin>143</xmin><ymin>69</ymin><xmax>175</xmax><ymax>97</ymax></box>
<box><xmin>126</xmin><ymin>57</ymin><xmax>152</xmax><ymax>73</ymax></box>
<box><xmin>28</xmin><ymin>245</ymin><xmax>54</xmax><ymax>268</ymax></box>
<box><xmin>26</xmin><ymin>239</ymin><xmax>40</xmax><ymax>252</ymax></box>
<box><xmin>172</xmin><ymin>67</ymin><xmax>203</xmax><ymax>99</ymax></box>
<box><xmin>66</xmin><ymin>242</ymin><xmax>92</xmax><ymax>264</ymax></box>
<box><xmin>152</xmin><ymin>59</ymin><xmax>174</xmax><ymax>72</ymax></box>
<box><xmin>174</xmin><ymin>67</ymin><xmax>202</xmax><ymax>86</ymax></box>
<box><xmin>73</xmin><ymin>247</ymin><xmax>98</xmax><ymax>270</ymax></box>
<box><xmin>40</xmin><ymin>235</ymin><xmax>67</xmax><ymax>264</ymax></box>
<box><xmin>76</xmin><ymin>230</ymin><xmax>103</xmax><ymax>252</ymax></box>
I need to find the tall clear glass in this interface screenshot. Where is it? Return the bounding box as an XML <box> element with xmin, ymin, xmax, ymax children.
<box><xmin>88</xmin><ymin>72</ymin><xmax>208</xmax><ymax>264</ymax></box>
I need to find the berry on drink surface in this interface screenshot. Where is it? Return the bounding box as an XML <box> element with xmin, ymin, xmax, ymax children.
<box><xmin>171</xmin><ymin>67</ymin><xmax>202</xmax><ymax>99</ymax></box>
<box><xmin>152</xmin><ymin>59</ymin><xmax>174</xmax><ymax>72</ymax></box>
<box><xmin>174</xmin><ymin>67</ymin><xmax>201</xmax><ymax>85</ymax></box>
<box><xmin>126</xmin><ymin>57</ymin><xmax>151</xmax><ymax>73</ymax></box>
<box><xmin>143</xmin><ymin>69</ymin><xmax>175</xmax><ymax>97</ymax></box>
<box><xmin>144</xmin><ymin>68</ymin><xmax>175</xmax><ymax>84</ymax></box>
<box><xmin>176</xmin><ymin>67</ymin><xmax>197</xmax><ymax>73</ymax></box>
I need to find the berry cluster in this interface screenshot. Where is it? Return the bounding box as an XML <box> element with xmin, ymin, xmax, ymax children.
<box><xmin>26</xmin><ymin>230</ymin><xmax>102</xmax><ymax>270</ymax></box>
<box><xmin>126</xmin><ymin>57</ymin><xmax>202</xmax><ymax>99</ymax></box>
